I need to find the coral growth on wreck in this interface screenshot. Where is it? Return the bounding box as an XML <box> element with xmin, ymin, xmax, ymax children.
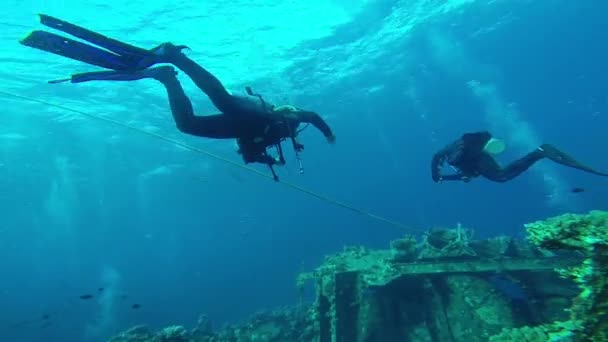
<box><xmin>491</xmin><ymin>210</ymin><xmax>608</xmax><ymax>341</ymax></box>
<box><xmin>107</xmin><ymin>211</ymin><xmax>608</xmax><ymax>342</ymax></box>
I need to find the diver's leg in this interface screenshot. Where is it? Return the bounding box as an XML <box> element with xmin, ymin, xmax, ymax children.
<box><xmin>155</xmin><ymin>70</ymin><xmax>238</xmax><ymax>139</ymax></box>
<box><xmin>152</xmin><ymin>43</ymin><xmax>236</xmax><ymax>114</ymax></box>
<box><xmin>498</xmin><ymin>150</ymin><xmax>546</xmax><ymax>181</ymax></box>
<box><xmin>478</xmin><ymin>150</ymin><xmax>545</xmax><ymax>183</ymax></box>
<box><xmin>59</xmin><ymin>65</ymin><xmax>238</xmax><ymax>138</ymax></box>
<box><xmin>540</xmin><ymin>144</ymin><xmax>608</xmax><ymax>176</ymax></box>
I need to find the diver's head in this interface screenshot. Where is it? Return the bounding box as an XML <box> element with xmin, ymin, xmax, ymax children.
<box><xmin>273</xmin><ymin>105</ymin><xmax>305</xmax><ymax>124</ymax></box>
<box><xmin>273</xmin><ymin>105</ymin><xmax>320</xmax><ymax>119</ymax></box>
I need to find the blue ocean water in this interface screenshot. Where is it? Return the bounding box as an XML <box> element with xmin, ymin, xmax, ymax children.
<box><xmin>0</xmin><ymin>0</ymin><xmax>606</xmax><ymax>341</ymax></box>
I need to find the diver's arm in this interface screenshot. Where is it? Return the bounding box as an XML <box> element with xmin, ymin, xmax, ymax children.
<box><xmin>432</xmin><ymin>139</ymin><xmax>468</xmax><ymax>182</ymax></box>
<box><xmin>295</xmin><ymin>111</ymin><xmax>335</xmax><ymax>142</ymax></box>
<box><xmin>431</xmin><ymin>148</ymin><xmax>449</xmax><ymax>182</ymax></box>
<box><xmin>432</xmin><ymin>150</ymin><xmax>468</xmax><ymax>182</ymax></box>
<box><xmin>432</xmin><ymin>160</ymin><xmax>468</xmax><ymax>182</ymax></box>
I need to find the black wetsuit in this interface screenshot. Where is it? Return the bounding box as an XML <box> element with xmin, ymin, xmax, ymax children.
<box><xmin>155</xmin><ymin>47</ymin><xmax>334</xmax><ymax>166</ymax></box>
<box><xmin>19</xmin><ymin>15</ymin><xmax>334</xmax><ymax>176</ymax></box>
<box><xmin>432</xmin><ymin>131</ymin><xmax>608</xmax><ymax>183</ymax></box>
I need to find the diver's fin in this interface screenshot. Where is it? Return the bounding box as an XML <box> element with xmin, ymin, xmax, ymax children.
<box><xmin>38</xmin><ymin>14</ymin><xmax>151</xmax><ymax>61</ymax></box>
<box><xmin>48</xmin><ymin>70</ymin><xmax>139</xmax><ymax>84</ymax></box>
<box><xmin>541</xmin><ymin>144</ymin><xmax>608</xmax><ymax>177</ymax></box>
<box><xmin>20</xmin><ymin>14</ymin><xmax>161</xmax><ymax>70</ymax></box>
<box><xmin>48</xmin><ymin>77</ymin><xmax>71</xmax><ymax>84</ymax></box>
<box><xmin>20</xmin><ymin>30</ymin><xmax>138</xmax><ymax>70</ymax></box>
<box><xmin>48</xmin><ymin>66</ymin><xmax>176</xmax><ymax>84</ymax></box>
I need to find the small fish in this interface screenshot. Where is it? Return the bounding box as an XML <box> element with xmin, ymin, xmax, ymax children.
<box><xmin>79</xmin><ymin>294</ymin><xmax>94</xmax><ymax>300</ymax></box>
<box><xmin>131</xmin><ymin>304</ymin><xmax>141</xmax><ymax>309</ymax></box>
<box><xmin>571</xmin><ymin>187</ymin><xmax>585</xmax><ymax>193</ymax></box>
<box><xmin>97</xmin><ymin>288</ymin><xmax>104</xmax><ymax>292</ymax></box>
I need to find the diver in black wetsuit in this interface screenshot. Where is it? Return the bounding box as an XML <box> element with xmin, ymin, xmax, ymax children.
<box><xmin>19</xmin><ymin>14</ymin><xmax>335</xmax><ymax>181</ymax></box>
<box><xmin>124</xmin><ymin>44</ymin><xmax>336</xmax><ymax>177</ymax></box>
<box><xmin>431</xmin><ymin>131</ymin><xmax>608</xmax><ymax>183</ymax></box>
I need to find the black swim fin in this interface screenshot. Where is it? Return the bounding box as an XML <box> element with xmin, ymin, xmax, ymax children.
<box><xmin>19</xmin><ymin>14</ymin><xmax>158</xmax><ymax>71</ymax></box>
<box><xmin>541</xmin><ymin>144</ymin><xmax>608</xmax><ymax>177</ymax></box>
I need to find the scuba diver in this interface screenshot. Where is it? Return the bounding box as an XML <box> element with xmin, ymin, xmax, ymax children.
<box><xmin>19</xmin><ymin>14</ymin><xmax>335</xmax><ymax>181</ymax></box>
<box><xmin>432</xmin><ymin>131</ymin><xmax>608</xmax><ymax>183</ymax></box>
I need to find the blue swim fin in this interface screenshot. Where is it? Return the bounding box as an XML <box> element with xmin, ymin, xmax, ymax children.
<box><xmin>48</xmin><ymin>66</ymin><xmax>176</xmax><ymax>84</ymax></box>
<box><xmin>38</xmin><ymin>14</ymin><xmax>150</xmax><ymax>61</ymax></box>
<box><xmin>20</xmin><ymin>31</ymin><xmax>139</xmax><ymax>71</ymax></box>
<box><xmin>20</xmin><ymin>14</ymin><xmax>158</xmax><ymax>71</ymax></box>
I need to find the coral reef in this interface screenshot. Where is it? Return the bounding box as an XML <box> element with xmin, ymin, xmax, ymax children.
<box><xmin>296</xmin><ymin>224</ymin><xmax>578</xmax><ymax>341</ymax></box>
<box><xmin>489</xmin><ymin>322</ymin><xmax>575</xmax><ymax>341</ymax></box>
<box><xmin>490</xmin><ymin>210</ymin><xmax>608</xmax><ymax>341</ymax></box>
<box><xmin>108</xmin><ymin>325</ymin><xmax>155</xmax><ymax>342</ymax></box>
<box><xmin>107</xmin><ymin>324</ymin><xmax>191</xmax><ymax>342</ymax></box>
<box><xmin>418</xmin><ymin>223</ymin><xmax>477</xmax><ymax>259</ymax></box>
<box><xmin>106</xmin><ymin>307</ymin><xmax>315</xmax><ymax>342</ymax></box>
<box><xmin>108</xmin><ymin>212</ymin><xmax>608</xmax><ymax>342</ymax></box>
